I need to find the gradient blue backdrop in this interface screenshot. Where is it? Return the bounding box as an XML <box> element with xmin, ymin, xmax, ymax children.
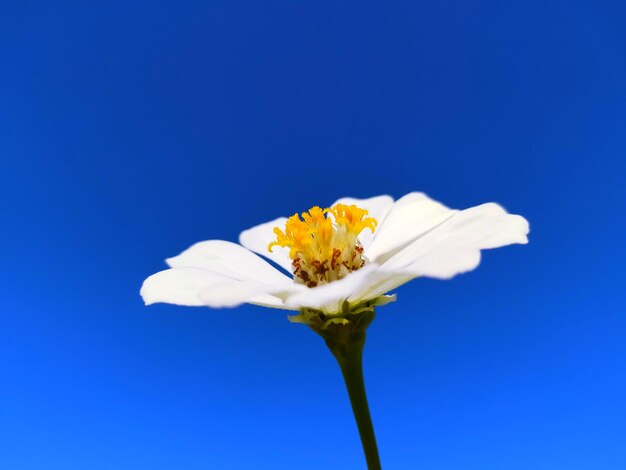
<box><xmin>2</xmin><ymin>1</ymin><xmax>625</xmax><ymax>468</ymax></box>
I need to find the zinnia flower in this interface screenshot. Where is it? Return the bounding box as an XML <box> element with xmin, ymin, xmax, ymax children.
<box><xmin>141</xmin><ymin>192</ymin><xmax>529</xmax><ymax>316</ymax></box>
<box><xmin>140</xmin><ymin>192</ymin><xmax>529</xmax><ymax>469</ymax></box>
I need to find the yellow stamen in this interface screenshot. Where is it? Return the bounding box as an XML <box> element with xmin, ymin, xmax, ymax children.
<box><xmin>268</xmin><ymin>204</ymin><xmax>377</xmax><ymax>287</ymax></box>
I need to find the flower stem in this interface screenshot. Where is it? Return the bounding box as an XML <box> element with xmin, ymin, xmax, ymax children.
<box><xmin>326</xmin><ymin>325</ymin><xmax>381</xmax><ymax>469</ymax></box>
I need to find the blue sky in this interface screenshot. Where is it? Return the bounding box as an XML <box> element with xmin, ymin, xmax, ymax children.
<box><xmin>1</xmin><ymin>1</ymin><xmax>625</xmax><ymax>468</ymax></box>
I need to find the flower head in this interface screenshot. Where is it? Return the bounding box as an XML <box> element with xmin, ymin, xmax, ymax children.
<box><xmin>141</xmin><ymin>193</ymin><xmax>529</xmax><ymax>316</ymax></box>
<box><xmin>268</xmin><ymin>204</ymin><xmax>377</xmax><ymax>287</ymax></box>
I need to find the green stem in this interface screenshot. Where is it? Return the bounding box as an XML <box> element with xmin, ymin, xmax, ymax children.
<box><xmin>327</xmin><ymin>330</ymin><xmax>381</xmax><ymax>469</ymax></box>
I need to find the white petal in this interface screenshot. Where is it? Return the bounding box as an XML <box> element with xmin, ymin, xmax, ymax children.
<box><xmin>330</xmin><ymin>195</ymin><xmax>395</xmax><ymax>248</ymax></box>
<box><xmin>365</xmin><ymin>192</ymin><xmax>457</xmax><ymax>264</ymax></box>
<box><xmin>142</xmin><ymin>240</ymin><xmax>295</xmax><ymax>309</ymax></box>
<box><xmin>239</xmin><ymin>217</ymin><xmax>293</xmax><ymax>273</ymax></box>
<box><xmin>383</xmin><ymin>203</ymin><xmax>529</xmax><ymax>279</ymax></box>
<box><xmin>141</xmin><ymin>268</ymin><xmax>230</xmax><ymax>306</ymax></box>
<box><xmin>283</xmin><ymin>264</ymin><xmax>410</xmax><ymax>314</ymax></box>
<box><xmin>345</xmin><ymin>268</ymin><xmax>415</xmax><ymax>304</ymax></box>
<box><xmin>141</xmin><ymin>267</ymin><xmax>295</xmax><ymax>309</ymax></box>
<box><xmin>197</xmin><ymin>279</ymin><xmax>294</xmax><ymax>309</ymax></box>
<box><xmin>282</xmin><ymin>265</ymin><xmax>376</xmax><ymax>314</ymax></box>
<box><xmin>247</xmin><ymin>293</ymin><xmax>299</xmax><ymax>311</ymax></box>
<box><xmin>167</xmin><ymin>240</ymin><xmax>292</xmax><ymax>286</ymax></box>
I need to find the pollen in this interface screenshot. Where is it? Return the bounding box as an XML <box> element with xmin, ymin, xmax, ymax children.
<box><xmin>268</xmin><ymin>204</ymin><xmax>377</xmax><ymax>287</ymax></box>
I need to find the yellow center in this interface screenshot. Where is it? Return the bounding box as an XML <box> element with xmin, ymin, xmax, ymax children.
<box><xmin>268</xmin><ymin>204</ymin><xmax>377</xmax><ymax>287</ymax></box>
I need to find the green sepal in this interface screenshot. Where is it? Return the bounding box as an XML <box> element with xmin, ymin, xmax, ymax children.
<box><xmin>287</xmin><ymin>294</ymin><xmax>395</xmax><ymax>329</ymax></box>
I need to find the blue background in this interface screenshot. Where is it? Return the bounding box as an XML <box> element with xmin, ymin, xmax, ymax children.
<box><xmin>1</xmin><ymin>1</ymin><xmax>625</xmax><ymax>468</ymax></box>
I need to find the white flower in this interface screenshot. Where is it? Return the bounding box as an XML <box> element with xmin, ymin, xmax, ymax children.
<box><xmin>141</xmin><ymin>193</ymin><xmax>529</xmax><ymax>315</ymax></box>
